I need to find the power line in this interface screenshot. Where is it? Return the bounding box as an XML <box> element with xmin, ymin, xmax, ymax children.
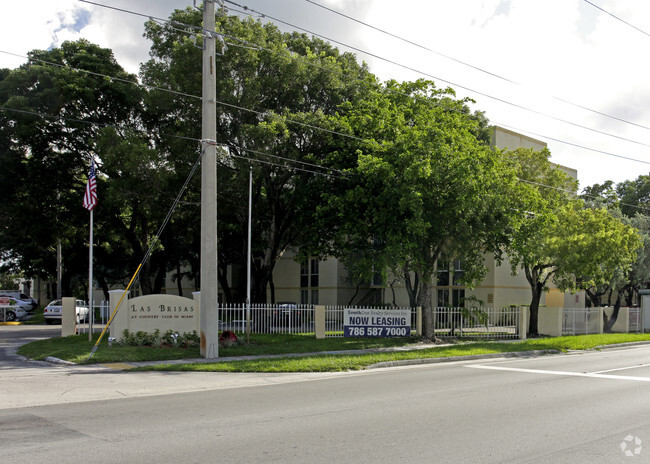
<box><xmin>4</xmin><ymin>39</ymin><xmax>650</xmax><ymax>175</ymax></box>
<box><xmin>3</xmin><ymin>105</ymin><xmax>648</xmax><ymax>214</ymax></box>
<box><xmin>583</xmin><ymin>0</ymin><xmax>650</xmax><ymax>38</ymax></box>
<box><xmin>67</xmin><ymin>1</ymin><xmax>650</xmax><ymax>161</ymax></box>
<box><xmin>0</xmin><ymin>106</ymin><xmax>347</xmax><ymax>179</ymax></box>
<box><xmin>224</xmin><ymin>1</ymin><xmax>650</xmax><ymax>148</ymax></box>
<box><xmin>0</xmin><ymin>49</ymin><xmax>369</xmax><ymax>144</ymax></box>
<box><xmin>0</xmin><ymin>50</ymin><xmax>202</xmax><ymax>102</ymax></box>
<box><xmin>303</xmin><ymin>0</ymin><xmax>650</xmax><ymax>133</ymax></box>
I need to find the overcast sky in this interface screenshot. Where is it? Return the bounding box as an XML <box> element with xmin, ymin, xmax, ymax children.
<box><xmin>1</xmin><ymin>0</ymin><xmax>649</xmax><ymax>190</ymax></box>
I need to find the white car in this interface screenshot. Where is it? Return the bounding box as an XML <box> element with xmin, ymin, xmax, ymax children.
<box><xmin>0</xmin><ymin>292</ymin><xmax>37</xmax><ymax>311</ymax></box>
<box><xmin>0</xmin><ymin>299</ymin><xmax>27</xmax><ymax>322</ymax></box>
<box><xmin>0</xmin><ymin>294</ymin><xmax>36</xmax><ymax>313</ymax></box>
<box><xmin>43</xmin><ymin>299</ymin><xmax>90</xmax><ymax>325</ymax></box>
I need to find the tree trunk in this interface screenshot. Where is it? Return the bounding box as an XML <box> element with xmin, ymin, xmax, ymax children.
<box><xmin>604</xmin><ymin>293</ymin><xmax>623</xmax><ymax>333</ymax></box>
<box><xmin>529</xmin><ymin>288</ymin><xmax>541</xmax><ymax>337</ymax></box>
<box><xmin>524</xmin><ymin>265</ymin><xmax>546</xmax><ymax>337</ymax></box>
<box><xmin>176</xmin><ymin>263</ymin><xmax>183</xmax><ymax>297</ymax></box>
<box><xmin>403</xmin><ymin>267</ymin><xmax>419</xmax><ymax>308</ymax></box>
<box><xmin>97</xmin><ymin>275</ymin><xmax>110</xmax><ymax>301</ymax></box>
<box><xmin>419</xmin><ymin>279</ymin><xmax>435</xmax><ymax>340</ymax></box>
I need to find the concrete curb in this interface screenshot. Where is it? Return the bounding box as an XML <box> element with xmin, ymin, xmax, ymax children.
<box><xmin>44</xmin><ymin>356</ymin><xmax>76</xmax><ymax>365</ymax></box>
<box><xmin>367</xmin><ymin>349</ymin><xmax>560</xmax><ymax>369</ymax></box>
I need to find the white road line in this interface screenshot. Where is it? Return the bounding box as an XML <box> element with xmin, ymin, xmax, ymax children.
<box><xmin>590</xmin><ymin>363</ymin><xmax>650</xmax><ymax>374</ymax></box>
<box><xmin>467</xmin><ymin>364</ymin><xmax>650</xmax><ymax>382</ymax></box>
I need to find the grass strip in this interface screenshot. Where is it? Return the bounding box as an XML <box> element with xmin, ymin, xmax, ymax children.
<box><xmin>17</xmin><ymin>332</ymin><xmax>650</xmax><ymax>370</ymax></box>
<box><xmin>135</xmin><ymin>333</ymin><xmax>650</xmax><ymax>373</ymax></box>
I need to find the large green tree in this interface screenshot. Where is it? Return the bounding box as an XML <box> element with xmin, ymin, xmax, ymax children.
<box><xmin>311</xmin><ymin>79</ymin><xmax>521</xmax><ymax>339</ymax></box>
<box><xmin>141</xmin><ymin>10</ymin><xmax>376</xmax><ymax>302</ymax></box>
<box><xmin>580</xmin><ymin>178</ymin><xmax>650</xmax><ymax>327</ymax></box>
<box><xmin>0</xmin><ymin>40</ymin><xmax>144</xmax><ymax>298</ymax></box>
<box><xmin>507</xmin><ymin>148</ymin><xmax>640</xmax><ymax>335</ymax></box>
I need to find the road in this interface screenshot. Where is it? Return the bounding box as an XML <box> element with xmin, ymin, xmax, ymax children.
<box><xmin>2</xmin><ymin>325</ymin><xmax>650</xmax><ymax>463</ymax></box>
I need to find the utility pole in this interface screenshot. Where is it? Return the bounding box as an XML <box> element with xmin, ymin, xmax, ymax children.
<box><xmin>200</xmin><ymin>0</ymin><xmax>219</xmax><ymax>358</ymax></box>
<box><xmin>56</xmin><ymin>240</ymin><xmax>62</xmax><ymax>300</ymax></box>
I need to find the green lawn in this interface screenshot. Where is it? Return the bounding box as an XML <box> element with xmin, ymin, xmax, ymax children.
<box><xmin>16</xmin><ymin>331</ymin><xmax>650</xmax><ymax>371</ymax></box>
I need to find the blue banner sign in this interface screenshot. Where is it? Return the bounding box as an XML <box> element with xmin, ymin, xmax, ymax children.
<box><xmin>344</xmin><ymin>308</ymin><xmax>411</xmax><ymax>337</ymax></box>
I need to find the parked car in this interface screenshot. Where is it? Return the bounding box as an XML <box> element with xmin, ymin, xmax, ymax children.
<box><xmin>271</xmin><ymin>302</ymin><xmax>304</xmax><ymax>326</ymax></box>
<box><xmin>0</xmin><ymin>293</ymin><xmax>37</xmax><ymax>312</ymax></box>
<box><xmin>43</xmin><ymin>299</ymin><xmax>89</xmax><ymax>325</ymax></box>
<box><xmin>0</xmin><ymin>291</ymin><xmax>37</xmax><ymax>310</ymax></box>
<box><xmin>0</xmin><ymin>298</ymin><xmax>27</xmax><ymax>322</ymax></box>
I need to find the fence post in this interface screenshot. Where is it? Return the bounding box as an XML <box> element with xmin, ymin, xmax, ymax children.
<box><xmin>519</xmin><ymin>306</ymin><xmax>528</xmax><ymax>340</ymax></box>
<box><xmin>108</xmin><ymin>289</ymin><xmax>129</xmax><ymax>341</ymax></box>
<box><xmin>597</xmin><ymin>307</ymin><xmax>604</xmax><ymax>334</ymax></box>
<box><xmin>192</xmin><ymin>292</ymin><xmax>201</xmax><ymax>333</ymax></box>
<box><xmin>315</xmin><ymin>305</ymin><xmax>326</xmax><ymax>339</ymax></box>
<box><xmin>416</xmin><ymin>306</ymin><xmax>422</xmax><ymax>337</ymax></box>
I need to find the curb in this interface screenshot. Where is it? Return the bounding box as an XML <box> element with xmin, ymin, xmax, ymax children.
<box><xmin>367</xmin><ymin>349</ymin><xmax>560</xmax><ymax>369</ymax></box>
<box><xmin>44</xmin><ymin>356</ymin><xmax>76</xmax><ymax>366</ymax></box>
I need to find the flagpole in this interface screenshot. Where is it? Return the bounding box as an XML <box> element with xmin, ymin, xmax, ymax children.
<box><xmin>88</xmin><ymin>207</ymin><xmax>94</xmax><ymax>341</ymax></box>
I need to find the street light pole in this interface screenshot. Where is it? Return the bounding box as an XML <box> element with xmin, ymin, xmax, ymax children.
<box><xmin>200</xmin><ymin>0</ymin><xmax>219</xmax><ymax>358</ymax></box>
<box><xmin>246</xmin><ymin>164</ymin><xmax>252</xmax><ymax>344</ymax></box>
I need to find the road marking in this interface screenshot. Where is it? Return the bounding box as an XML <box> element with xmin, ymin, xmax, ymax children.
<box><xmin>467</xmin><ymin>364</ymin><xmax>650</xmax><ymax>382</ymax></box>
<box><xmin>590</xmin><ymin>363</ymin><xmax>650</xmax><ymax>374</ymax></box>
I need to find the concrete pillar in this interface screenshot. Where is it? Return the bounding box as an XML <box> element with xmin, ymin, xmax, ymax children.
<box><xmin>192</xmin><ymin>292</ymin><xmax>201</xmax><ymax>333</ymax></box>
<box><xmin>108</xmin><ymin>289</ymin><xmax>129</xmax><ymax>340</ymax></box>
<box><xmin>61</xmin><ymin>297</ymin><xmax>76</xmax><ymax>337</ymax></box>
<box><xmin>519</xmin><ymin>306</ymin><xmax>528</xmax><ymax>340</ymax></box>
<box><xmin>416</xmin><ymin>306</ymin><xmax>422</xmax><ymax>337</ymax></box>
<box><xmin>199</xmin><ymin>0</ymin><xmax>219</xmax><ymax>359</ymax></box>
<box><xmin>597</xmin><ymin>307</ymin><xmax>604</xmax><ymax>334</ymax></box>
<box><xmin>315</xmin><ymin>305</ymin><xmax>326</xmax><ymax>339</ymax></box>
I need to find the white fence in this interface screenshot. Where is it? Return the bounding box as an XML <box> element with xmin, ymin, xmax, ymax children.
<box><xmin>76</xmin><ymin>300</ymin><xmax>110</xmax><ymax>333</ymax></box>
<box><xmin>433</xmin><ymin>306</ymin><xmax>521</xmax><ymax>339</ymax></box>
<box><xmin>218</xmin><ymin>303</ymin><xmax>315</xmax><ymax>335</ymax></box>
<box><xmin>555</xmin><ymin>307</ymin><xmax>642</xmax><ymax>336</ymax></box>
<box><xmin>562</xmin><ymin>308</ymin><xmax>602</xmax><ymax>335</ymax></box>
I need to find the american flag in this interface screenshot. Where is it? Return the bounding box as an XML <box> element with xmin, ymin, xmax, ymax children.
<box><xmin>83</xmin><ymin>160</ymin><xmax>97</xmax><ymax>211</ymax></box>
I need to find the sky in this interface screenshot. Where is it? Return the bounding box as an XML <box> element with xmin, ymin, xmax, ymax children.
<box><xmin>1</xmin><ymin>0</ymin><xmax>649</xmax><ymax>190</ymax></box>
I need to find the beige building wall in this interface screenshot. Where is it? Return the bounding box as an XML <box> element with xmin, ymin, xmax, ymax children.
<box><xmin>490</xmin><ymin>126</ymin><xmax>547</xmax><ymax>152</ymax></box>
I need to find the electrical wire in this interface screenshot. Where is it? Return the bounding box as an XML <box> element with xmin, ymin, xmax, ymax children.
<box><xmin>303</xmin><ymin>0</ymin><xmax>650</xmax><ymax>132</ymax></box>
<box><xmin>89</xmin><ymin>141</ymin><xmax>205</xmax><ymax>358</ymax></box>
<box><xmin>72</xmin><ymin>0</ymin><xmax>650</xmax><ymax>149</ymax></box>
<box><xmin>224</xmin><ymin>0</ymin><xmax>650</xmax><ymax>147</ymax></box>
<box><xmin>583</xmin><ymin>0</ymin><xmax>650</xmax><ymax>38</ymax></box>
<box><xmin>62</xmin><ymin>1</ymin><xmax>650</xmax><ymax>163</ymax></box>
<box><xmin>0</xmin><ymin>106</ymin><xmax>348</xmax><ymax>179</ymax></box>
<box><xmin>4</xmin><ymin>104</ymin><xmax>649</xmax><ymax>214</ymax></box>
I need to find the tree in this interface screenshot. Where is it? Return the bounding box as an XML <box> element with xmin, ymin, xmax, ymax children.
<box><xmin>0</xmin><ymin>40</ymin><xmax>144</xmax><ymax>297</ymax></box>
<box><xmin>507</xmin><ymin>148</ymin><xmax>640</xmax><ymax>335</ymax></box>
<box><xmin>141</xmin><ymin>11</ymin><xmax>376</xmax><ymax>302</ymax></box>
<box><xmin>617</xmin><ymin>174</ymin><xmax>650</xmax><ymax>218</ymax></box>
<box><xmin>311</xmin><ymin>79</ymin><xmax>521</xmax><ymax>339</ymax></box>
<box><xmin>580</xmin><ymin>179</ymin><xmax>650</xmax><ymax>328</ymax></box>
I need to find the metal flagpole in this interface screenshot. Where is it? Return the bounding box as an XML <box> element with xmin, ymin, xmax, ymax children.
<box><xmin>83</xmin><ymin>158</ymin><xmax>97</xmax><ymax>340</ymax></box>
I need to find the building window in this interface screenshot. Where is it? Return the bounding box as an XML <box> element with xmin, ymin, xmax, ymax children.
<box><xmin>300</xmin><ymin>258</ymin><xmax>319</xmax><ymax>305</ymax></box>
<box><xmin>436</xmin><ymin>260</ymin><xmax>465</xmax><ymax>308</ymax></box>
